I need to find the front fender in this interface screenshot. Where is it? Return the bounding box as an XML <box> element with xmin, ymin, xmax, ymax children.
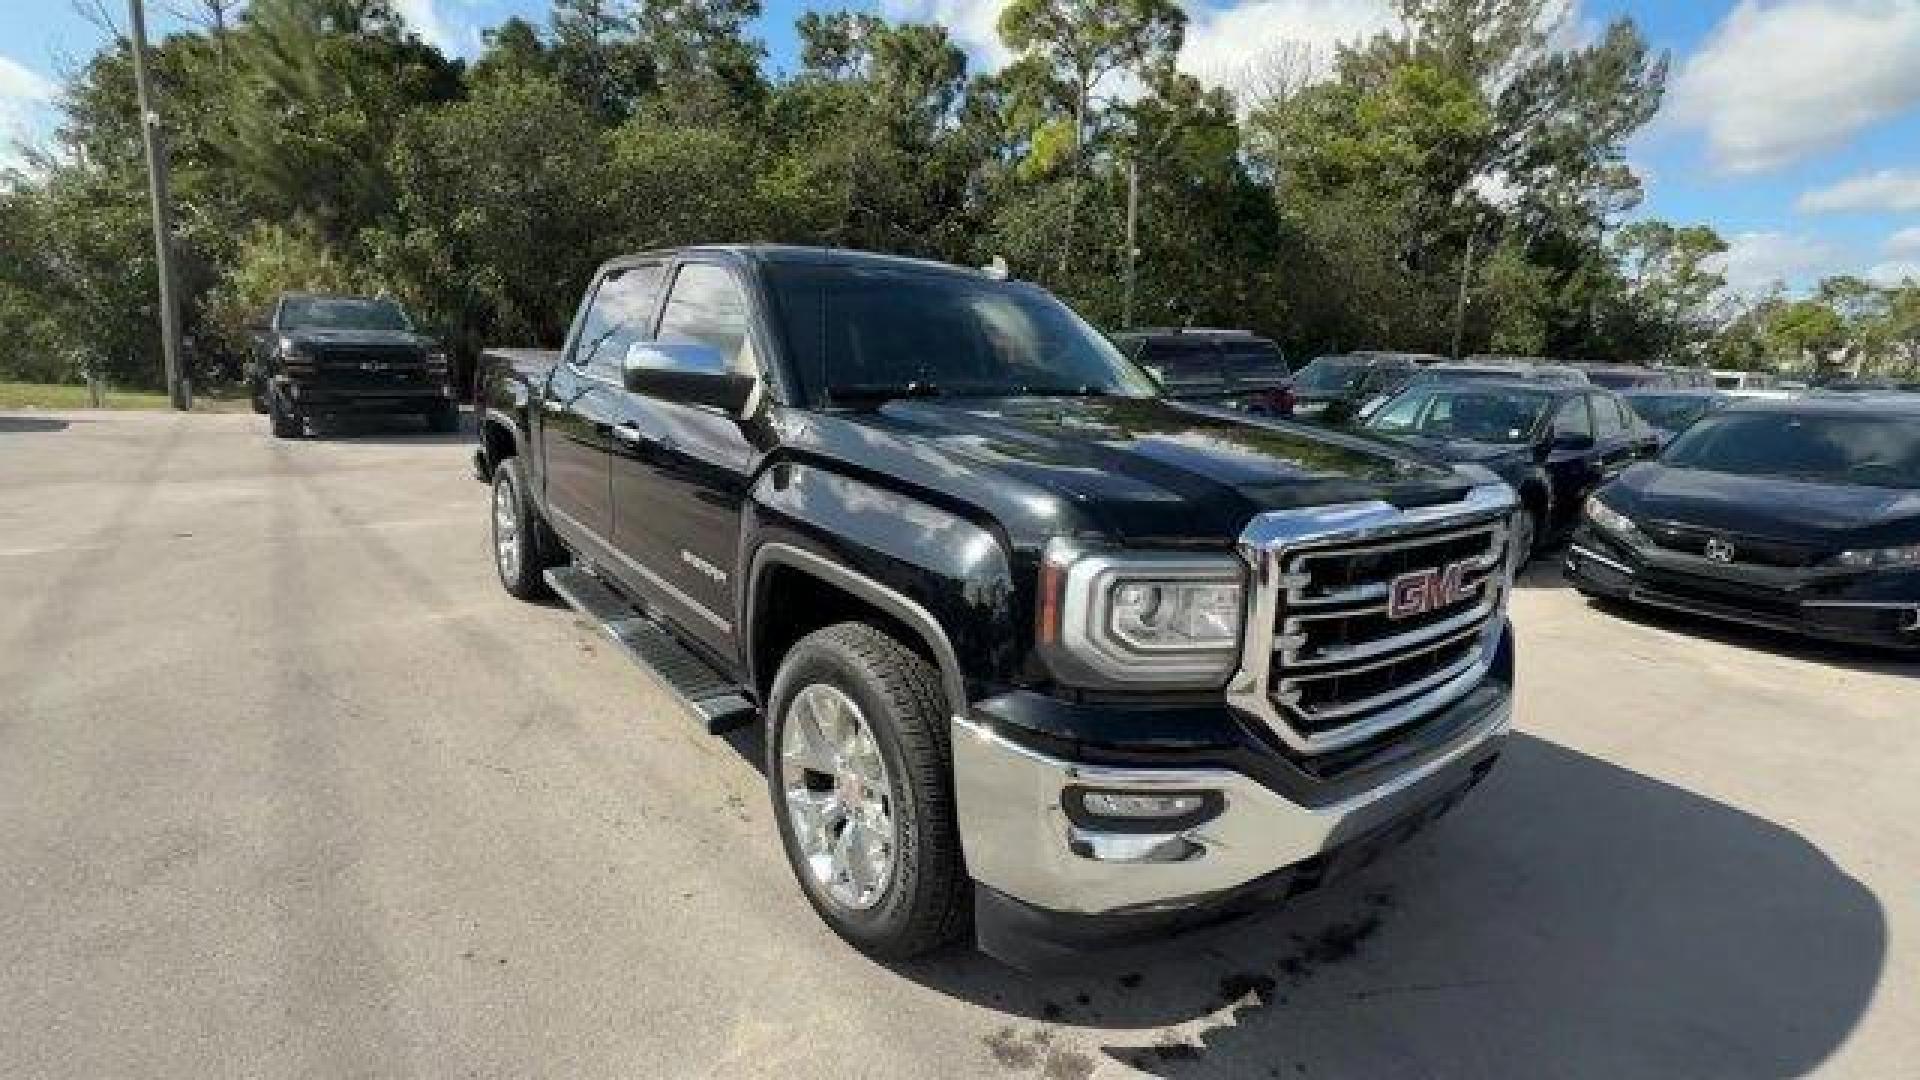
<box><xmin>742</xmin><ymin>460</ymin><xmax>1020</xmax><ymax>708</ymax></box>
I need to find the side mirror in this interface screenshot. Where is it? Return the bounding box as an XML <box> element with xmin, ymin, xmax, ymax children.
<box><xmin>623</xmin><ymin>340</ymin><xmax>755</xmax><ymax>413</ymax></box>
<box><xmin>1551</xmin><ymin>432</ymin><xmax>1595</xmax><ymax>453</ymax></box>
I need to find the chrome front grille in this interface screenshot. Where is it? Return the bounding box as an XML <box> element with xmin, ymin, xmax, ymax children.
<box><xmin>1226</xmin><ymin>484</ymin><xmax>1518</xmax><ymax>755</ymax></box>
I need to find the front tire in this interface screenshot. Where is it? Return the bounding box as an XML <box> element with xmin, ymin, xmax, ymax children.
<box><xmin>268</xmin><ymin>391</ymin><xmax>302</xmax><ymax>438</ymax></box>
<box><xmin>490</xmin><ymin>458</ymin><xmax>550</xmax><ymax>601</ymax></box>
<box><xmin>1511</xmin><ymin>507</ymin><xmax>1539</xmax><ymax>572</ymax></box>
<box><xmin>767</xmin><ymin>622</ymin><xmax>967</xmax><ymax>961</ymax></box>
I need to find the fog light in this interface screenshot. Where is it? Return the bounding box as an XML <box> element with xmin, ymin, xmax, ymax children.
<box><xmin>1080</xmin><ymin>791</ymin><xmax>1205</xmax><ymax>819</ymax></box>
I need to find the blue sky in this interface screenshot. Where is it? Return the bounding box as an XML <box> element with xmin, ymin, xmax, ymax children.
<box><xmin>4</xmin><ymin>0</ymin><xmax>1918</xmax><ymax>295</ymax></box>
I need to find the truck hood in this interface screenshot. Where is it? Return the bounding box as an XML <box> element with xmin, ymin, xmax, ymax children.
<box><xmin>1607</xmin><ymin>463</ymin><xmax>1920</xmax><ymax>548</ymax></box>
<box><xmin>817</xmin><ymin>396</ymin><xmax>1479</xmax><ymax>546</ymax></box>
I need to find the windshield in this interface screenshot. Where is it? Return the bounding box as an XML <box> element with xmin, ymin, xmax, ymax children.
<box><xmin>766</xmin><ymin>265</ymin><xmax>1158</xmax><ymax>403</ymax></box>
<box><xmin>1628</xmin><ymin>394</ymin><xmax>1718</xmax><ymax>432</ymax></box>
<box><xmin>1219</xmin><ymin>340</ymin><xmax>1289</xmax><ymax>382</ymax></box>
<box><xmin>1365</xmin><ymin>386</ymin><xmax>1554</xmax><ymax>445</ymax></box>
<box><xmin>1293</xmin><ymin>358</ymin><xmax>1368</xmax><ymax>395</ymax></box>
<box><xmin>280</xmin><ymin>296</ymin><xmax>411</xmax><ymax>332</ymax></box>
<box><xmin>1662</xmin><ymin>411</ymin><xmax>1920</xmax><ymax>488</ymax></box>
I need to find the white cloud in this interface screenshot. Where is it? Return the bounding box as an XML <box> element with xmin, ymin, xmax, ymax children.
<box><xmin>880</xmin><ymin>0</ymin><xmax>1015</xmax><ymax>68</ymax></box>
<box><xmin>1711</xmin><ymin>230</ymin><xmax>1845</xmax><ymax>294</ymax></box>
<box><xmin>1668</xmin><ymin>1</ymin><xmax>1920</xmax><ymax>175</ymax></box>
<box><xmin>394</xmin><ymin>0</ymin><xmax>466</xmax><ymax>57</ymax></box>
<box><xmin>1888</xmin><ymin>226</ymin><xmax>1920</xmax><ymax>256</ymax></box>
<box><xmin>1799</xmin><ymin>168</ymin><xmax>1920</xmax><ymax>213</ymax></box>
<box><xmin>1179</xmin><ymin>0</ymin><xmax>1394</xmax><ymax>92</ymax></box>
<box><xmin>0</xmin><ymin>55</ymin><xmax>57</xmax><ymax>173</ymax></box>
<box><xmin>1868</xmin><ymin>260</ymin><xmax>1920</xmax><ymax>286</ymax></box>
<box><xmin>1666</xmin><ymin>1</ymin><xmax>1920</xmax><ymax>174</ymax></box>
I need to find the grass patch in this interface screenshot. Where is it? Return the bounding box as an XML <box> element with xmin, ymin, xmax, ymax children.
<box><xmin>0</xmin><ymin>381</ymin><xmax>249</xmax><ymax>412</ymax></box>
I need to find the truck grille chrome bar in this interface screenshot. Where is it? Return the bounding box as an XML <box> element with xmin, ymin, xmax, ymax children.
<box><xmin>1226</xmin><ymin>484</ymin><xmax>1518</xmax><ymax>755</ymax></box>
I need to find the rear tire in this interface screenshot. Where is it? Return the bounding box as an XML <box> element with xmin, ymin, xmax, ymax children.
<box><xmin>268</xmin><ymin>391</ymin><xmax>302</xmax><ymax>439</ymax></box>
<box><xmin>490</xmin><ymin>457</ymin><xmax>550</xmax><ymax>601</ymax></box>
<box><xmin>766</xmin><ymin>622</ymin><xmax>968</xmax><ymax>961</ymax></box>
<box><xmin>249</xmin><ymin>378</ymin><xmax>268</xmax><ymax>415</ymax></box>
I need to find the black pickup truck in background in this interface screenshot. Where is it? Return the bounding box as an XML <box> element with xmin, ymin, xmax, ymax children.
<box><xmin>474</xmin><ymin>246</ymin><xmax>1520</xmax><ymax>967</ymax></box>
<box><xmin>248</xmin><ymin>292</ymin><xmax>460</xmax><ymax>437</ymax></box>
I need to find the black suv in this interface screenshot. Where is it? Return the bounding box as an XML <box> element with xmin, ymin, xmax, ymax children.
<box><xmin>476</xmin><ymin>246</ymin><xmax>1519</xmax><ymax>967</ymax></box>
<box><xmin>248</xmin><ymin>292</ymin><xmax>458</xmax><ymax>437</ymax></box>
<box><xmin>1112</xmin><ymin>328</ymin><xmax>1294</xmax><ymax>414</ymax></box>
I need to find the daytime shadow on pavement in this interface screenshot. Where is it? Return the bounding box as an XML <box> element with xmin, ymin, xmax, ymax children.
<box><xmin>897</xmin><ymin>733</ymin><xmax>1885</xmax><ymax>1079</ymax></box>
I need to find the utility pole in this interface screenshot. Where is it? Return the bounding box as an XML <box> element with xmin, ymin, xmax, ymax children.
<box><xmin>1450</xmin><ymin>227</ymin><xmax>1477</xmax><ymax>361</ymax></box>
<box><xmin>127</xmin><ymin>0</ymin><xmax>187</xmax><ymax>410</ymax></box>
<box><xmin>1122</xmin><ymin>159</ymin><xmax>1140</xmax><ymax>329</ymax></box>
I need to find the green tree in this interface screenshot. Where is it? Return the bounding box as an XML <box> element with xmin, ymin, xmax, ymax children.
<box><xmin>996</xmin><ymin>0</ymin><xmax>1184</xmax><ymax>278</ymax></box>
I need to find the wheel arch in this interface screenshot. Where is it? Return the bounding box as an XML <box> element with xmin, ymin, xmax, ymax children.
<box><xmin>745</xmin><ymin>543</ymin><xmax>967</xmax><ymax>718</ymax></box>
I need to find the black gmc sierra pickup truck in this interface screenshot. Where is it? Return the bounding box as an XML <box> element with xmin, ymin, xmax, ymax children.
<box><xmin>249</xmin><ymin>292</ymin><xmax>460</xmax><ymax>437</ymax></box>
<box><xmin>474</xmin><ymin>246</ymin><xmax>1519</xmax><ymax>967</ymax></box>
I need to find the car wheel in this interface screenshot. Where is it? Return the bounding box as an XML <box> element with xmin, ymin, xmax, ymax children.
<box><xmin>249</xmin><ymin>379</ymin><xmax>268</xmax><ymax>415</ymax></box>
<box><xmin>766</xmin><ymin>622</ymin><xmax>967</xmax><ymax>961</ymax></box>
<box><xmin>426</xmin><ymin>402</ymin><xmax>460</xmax><ymax>433</ymax></box>
<box><xmin>490</xmin><ymin>457</ymin><xmax>550</xmax><ymax>601</ymax></box>
<box><xmin>268</xmin><ymin>391</ymin><xmax>302</xmax><ymax>438</ymax></box>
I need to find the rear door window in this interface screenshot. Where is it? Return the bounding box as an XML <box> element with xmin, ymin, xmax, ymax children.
<box><xmin>1592</xmin><ymin>393</ymin><xmax>1627</xmax><ymax>438</ymax></box>
<box><xmin>1554</xmin><ymin>396</ymin><xmax>1594</xmax><ymax>438</ymax></box>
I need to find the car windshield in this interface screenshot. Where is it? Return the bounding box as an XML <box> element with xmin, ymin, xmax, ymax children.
<box><xmin>766</xmin><ymin>264</ymin><xmax>1158</xmax><ymax>403</ymax></box>
<box><xmin>1662</xmin><ymin>411</ymin><xmax>1920</xmax><ymax>488</ymax></box>
<box><xmin>1628</xmin><ymin>394</ymin><xmax>1717</xmax><ymax>432</ymax></box>
<box><xmin>1365</xmin><ymin>386</ymin><xmax>1553</xmax><ymax>444</ymax></box>
<box><xmin>1293</xmin><ymin>358</ymin><xmax>1368</xmax><ymax>395</ymax></box>
<box><xmin>280</xmin><ymin>296</ymin><xmax>411</xmax><ymax>332</ymax></box>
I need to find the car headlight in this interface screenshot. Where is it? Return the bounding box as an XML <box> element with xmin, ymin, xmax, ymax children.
<box><xmin>1583</xmin><ymin>497</ymin><xmax>1643</xmax><ymax>542</ymax></box>
<box><xmin>1037</xmin><ymin>543</ymin><xmax>1245</xmax><ymax>687</ymax></box>
<box><xmin>278</xmin><ymin>336</ymin><xmax>309</xmax><ymax>359</ymax></box>
<box><xmin>1834</xmin><ymin>543</ymin><xmax>1920</xmax><ymax>569</ymax></box>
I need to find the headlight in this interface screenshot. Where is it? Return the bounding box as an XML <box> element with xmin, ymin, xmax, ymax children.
<box><xmin>278</xmin><ymin>336</ymin><xmax>309</xmax><ymax>358</ymax></box>
<box><xmin>1583</xmin><ymin>497</ymin><xmax>1642</xmax><ymax>541</ymax></box>
<box><xmin>1834</xmin><ymin>543</ymin><xmax>1920</xmax><ymax>569</ymax></box>
<box><xmin>1037</xmin><ymin>543</ymin><xmax>1245</xmax><ymax>687</ymax></box>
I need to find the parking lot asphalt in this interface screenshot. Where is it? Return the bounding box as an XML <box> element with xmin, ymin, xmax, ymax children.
<box><xmin>2</xmin><ymin>409</ymin><xmax>1916</xmax><ymax>1079</ymax></box>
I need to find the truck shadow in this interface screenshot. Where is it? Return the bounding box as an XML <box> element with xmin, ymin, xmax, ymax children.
<box><xmin>0</xmin><ymin>416</ymin><xmax>71</xmax><ymax>433</ymax></box>
<box><xmin>890</xmin><ymin>733</ymin><xmax>1885</xmax><ymax>1079</ymax></box>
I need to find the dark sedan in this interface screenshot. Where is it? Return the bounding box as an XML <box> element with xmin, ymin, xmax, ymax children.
<box><xmin>1566</xmin><ymin>397</ymin><xmax>1920</xmax><ymax>651</ymax></box>
<box><xmin>1363</xmin><ymin>379</ymin><xmax>1658</xmax><ymax>561</ymax></box>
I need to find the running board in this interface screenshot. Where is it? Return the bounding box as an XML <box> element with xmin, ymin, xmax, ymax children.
<box><xmin>545</xmin><ymin>565</ymin><xmax>757</xmax><ymax>734</ymax></box>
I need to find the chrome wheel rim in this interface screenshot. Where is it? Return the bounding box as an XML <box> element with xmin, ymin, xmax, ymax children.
<box><xmin>493</xmin><ymin>477</ymin><xmax>521</xmax><ymax>582</ymax></box>
<box><xmin>780</xmin><ymin>683</ymin><xmax>897</xmax><ymax>911</ymax></box>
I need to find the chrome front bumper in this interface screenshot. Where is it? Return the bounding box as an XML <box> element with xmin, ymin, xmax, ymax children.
<box><xmin>952</xmin><ymin>693</ymin><xmax>1511</xmax><ymax>918</ymax></box>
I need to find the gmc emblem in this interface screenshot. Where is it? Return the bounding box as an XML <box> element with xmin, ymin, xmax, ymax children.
<box><xmin>1387</xmin><ymin>559</ymin><xmax>1476</xmax><ymax>620</ymax></box>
